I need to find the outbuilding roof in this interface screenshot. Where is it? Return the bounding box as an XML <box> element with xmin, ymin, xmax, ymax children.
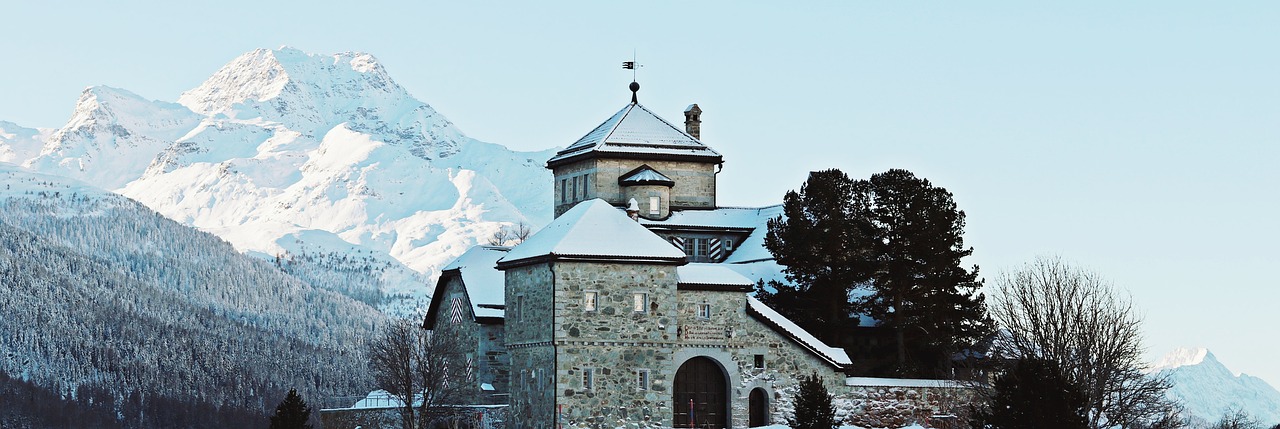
<box><xmin>424</xmin><ymin>246</ymin><xmax>509</xmax><ymax>327</ymax></box>
<box><xmin>442</xmin><ymin>246</ymin><xmax>509</xmax><ymax>319</ymax></box>
<box><xmin>546</xmin><ymin>103</ymin><xmax>722</xmax><ymax>167</ymax></box>
<box><xmin>497</xmin><ymin>199</ymin><xmax>688</xmax><ymax>268</ymax></box>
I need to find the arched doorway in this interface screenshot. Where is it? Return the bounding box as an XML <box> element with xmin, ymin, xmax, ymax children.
<box><xmin>673</xmin><ymin>357</ymin><xmax>728</xmax><ymax>428</ymax></box>
<box><xmin>748</xmin><ymin>388</ymin><xmax>768</xmax><ymax>427</ymax></box>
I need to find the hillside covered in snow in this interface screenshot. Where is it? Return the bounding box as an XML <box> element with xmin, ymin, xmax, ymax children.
<box><xmin>0</xmin><ymin>47</ymin><xmax>557</xmax><ymax>314</ymax></box>
<box><xmin>0</xmin><ymin>164</ymin><xmax>384</xmax><ymax>427</ymax></box>
<box><xmin>1153</xmin><ymin>347</ymin><xmax>1280</xmax><ymax>427</ymax></box>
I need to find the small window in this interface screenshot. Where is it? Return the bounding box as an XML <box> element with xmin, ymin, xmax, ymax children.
<box><xmin>633</xmin><ymin>292</ymin><xmax>648</xmax><ymax>313</ymax></box>
<box><xmin>583</xmin><ymin>368</ymin><xmax>595</xmax><ymax>390</ymax></box>
<box><xmin>636</xmin><ymin>369</ymin><xmax>650</xmax><ymax>390</ymax></box>
<box><xmin>725</xmin><ymin>240</ymin><xmax>734</xmax><ymax>251</ymax></box>
<box><xmin>516</xmin><ymin>294</ymin><xmax>525</xmax><ymax>322</ymax></box>
<box><xmin>584</xmin><ymin>290</ymin><xmax>598</xmax><ymax>312</ymax></box>
<box><xmin>697</xmin><ymin>303</ymin><xmax>711</xmax><ymax>319</ymax></box>
<box><xmin>572</xmin><ymin>176</ymin><xmax>579</xmax><ymax>200</ymax></box>
<box><xmin>582</xmin><ymin>175</ymin><xmax>590</xmax><ymax>198</ymax></box>
<box><xmin>560</xmin><ymin>179</ymin><xmax>568</xmax><ymax>203</ymax></box>
<box><xmin>649</xmin><ymin>196</ymin><xmax>660</xmax><ymax>215</ymax></box>
<box><xmin>754</xmin><ymin>354</ymin><xmax>765</xmax><ymax>369</ymax></box>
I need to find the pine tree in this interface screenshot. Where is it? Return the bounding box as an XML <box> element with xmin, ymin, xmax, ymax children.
<box><xmin>764</xmin><ymin>168</ymin><xmax>990</xmax><ymax>376</ymax></box>
<box><xmin>763</xmin><ymin>169</ymin><xmax>876</xmax><ymax>344</ymax></box>
<box><xmin>792</xmin><ymin>372</ymin><xmax>837</xmax><ymax>429</ymax></box>
<box><xmin>269</xmin><ymin>389</ymin><xmax>313</xmax><ymax>429</ymax></box>
<box><xmin>971</xmin><ymin>358</ymin><xmax>1088</xmax><ymax>429</ymax></box>
<box><xmin>861</xmin><ymin>169</ymin><xmax>991</xmax><ymax>376</ymax></box>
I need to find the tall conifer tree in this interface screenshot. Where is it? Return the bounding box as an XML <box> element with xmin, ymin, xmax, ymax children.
<box><xmin>861</xmin><ymin>169</ymin><xmax>990</xmax><ymax>375</ymax></box>
<box><xmin>269</xmin><ymin>388</ymin><xmax>313</xmax><ymax>429</ymax></box>
<box><xmin>792</xmin><ymin>373</ymin><xmax>837</xmax><ymax>429</ymax></box>
<box><xmin>763</xmin><ymin>169</ymin><xmax>877</xmax><ymax>344</ymax></box>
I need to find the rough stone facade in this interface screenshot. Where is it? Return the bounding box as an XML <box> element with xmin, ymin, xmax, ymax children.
<box><xmin>499</xmin><ymin>258</ymin><xmax>849</xmax><ymax>429</ymax></box>
<box><xmin>552</xmin><ymin>158</ymin><xmax>716</xmax><ymax>218</ymax></box>
<box><xmin>504</xmin><ymin>263</ymin><xmax>557</xmax><ymax>428</ymax></box>
<box><xmin>432</xmin><ymin>275</ymin><xmax>510</xmax><ymax>405</ymax></box>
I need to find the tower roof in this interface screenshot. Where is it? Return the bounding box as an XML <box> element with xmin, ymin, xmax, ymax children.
<box><xmin>546</xmin><ymin>103</ymin><xmax>722</xmax><ymax>168</ymax></box>
<box><xmin>497</xmin><ymin>199</ymin><xmax>687</xmax><ymax>268</ymax></box>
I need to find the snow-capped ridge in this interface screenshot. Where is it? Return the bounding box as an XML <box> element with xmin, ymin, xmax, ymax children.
<box><xmin>177</xmin><ymin>47</ymin><xmax>465</xmax><ymax>159</ymax></box>
<box><xmin>3</xmin><ymin>46</ymin><xmax>555</xmax><ymax>316</ymax></box>
<box><xmin>1156</xmin><ymin>347</ymin><xmax>1280</xmax><ymax>426</ymax></box>
<box><xmin>1149</xmin><ymin>346</ymin><xmax>1211</xmax><ymax>372</ymax></box>
<box><xmin>23</xmin><ymin>86</ymin><xmax>201</xmax><ymax>189</ymax></box>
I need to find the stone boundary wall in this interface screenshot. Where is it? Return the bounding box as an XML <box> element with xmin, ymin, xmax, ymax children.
<box><xmin>319</xmin><ymin>404</ymin><xmax>508</xmax><ymax>429</ymax></box>
<box><xmin>832</xmin><ymin>378</ymin><xmax>976</xmax><ymax>429</ymax></box>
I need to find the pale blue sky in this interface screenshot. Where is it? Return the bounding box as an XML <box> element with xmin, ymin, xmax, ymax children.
<box><xmin>3</xmin><ymin>1</ymin><xmax>1278</xmax><ymax>385</ymax></box>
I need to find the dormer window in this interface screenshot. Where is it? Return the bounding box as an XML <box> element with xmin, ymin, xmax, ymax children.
<box><xmin>649</xmin><ymin>196</ymin><xmax>659</xmax><ymax>215</ymax></box>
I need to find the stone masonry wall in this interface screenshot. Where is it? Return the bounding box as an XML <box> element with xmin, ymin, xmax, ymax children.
<box><xmin>553</xmin><ymin>261</ymin><xmax>681</xmax><ymax>428</ymax></box>
<box><xmin>504</xmin><ymin>263</ymin><xmax>556</xmax><ymax>428</ymax></box>
<box><xmin>677</xmin><ymin>290</ymin><xmax>848</xmax><ymax>428</ymax></box>
<box><xmin>552</xmin><ymin>158</ymin><xmax>716</xmax><ymax>217</ymax></box>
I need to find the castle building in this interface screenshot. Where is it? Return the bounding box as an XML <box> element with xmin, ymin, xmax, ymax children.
<box><xmin>424</xmin><ymin>84</ymin><xmax>851</xmax><ymax>429</ymax></box>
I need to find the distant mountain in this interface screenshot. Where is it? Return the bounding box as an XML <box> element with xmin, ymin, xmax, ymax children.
<box><xmin>0</xmin><ymin>47</ymin><xmax>558</xmax><ymax>314</ymax></box>
<box><xmin>1153</xmin><ymin>347</ymin><xmax>1280</xmax><ymax>427</ymax></box>
<box><xmin>0</xmin><ymin>163</ymin><xmax>383</xmax><ymax>427</ymax></box>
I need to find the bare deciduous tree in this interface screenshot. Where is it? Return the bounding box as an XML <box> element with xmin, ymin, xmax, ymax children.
<box><xmin>990</xmin><ymin>256</ymin><xmax>1179</xmax><ymax>429</ymax></box>
<box><xmin>1211</xmin><ymin>408</ymin><xmax>1263</xmax><ymax>429</ymax></box>
<box><xmin>486</xmin><ymin>222</ymin><xmax>531</xmax><ymax>246</ymax></box>
<box><xmin>367</xmin><ymin>318</ymin><xmax>474</xmax><ymax>429</ymax></box>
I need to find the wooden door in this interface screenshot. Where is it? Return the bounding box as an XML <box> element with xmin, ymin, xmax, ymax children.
<box><xmin>673</xmin><ymin>357</ymin><xmax>728</xmax><ymax>429</ymax></box>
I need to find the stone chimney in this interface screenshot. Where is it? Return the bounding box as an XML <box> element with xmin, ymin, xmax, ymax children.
<box><xmin>683</xmin><ymin>104</ymin><xmax>702</xmax><ymax>140</ymax></box>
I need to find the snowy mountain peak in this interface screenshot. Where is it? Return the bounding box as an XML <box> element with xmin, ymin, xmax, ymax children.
<box><xmin>23</xmin><ymin>86</ymin><xmax>200</xmax><ymax>189</ymax></box>
<box><xmin>177</xmin><ymin>47</ymin><xmax>464</xmax><ymax>159</ymax></box>
<box><xmin>1150</xmin><ymin>346</ymin><xmax>1212</xmax><ymax>372</ymax></box>
<box><xmin>1156</xmin><ymin>347</ymin><xmax>1280</xmax><ymax>426</ymax></box>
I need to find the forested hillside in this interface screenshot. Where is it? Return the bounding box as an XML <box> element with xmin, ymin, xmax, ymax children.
<box><xmin>0</xmin><ymin>167</ymin><xmax>385</xmax><ymax>427</ymax></box>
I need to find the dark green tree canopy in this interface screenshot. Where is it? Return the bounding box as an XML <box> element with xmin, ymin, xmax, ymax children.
<box><xmin>763</xmin><ymin>168</ymin><xmax>991</xmax><ymax>376</ymax></box>
<box><xmin>970</xmin><ymin>358</ymin><xmax>1089</xmax><ymax>429</ymax></box>
<box><xmin>792</xmin><ymin>372</ymin><xmax>837</xmax><ymax>429</ymax></box>
<box><xmin>763</xmin><ymin>169</ymin><xmax>876</xmax><ymax>343</ymax></box>
<box><xmin>269</xmin><ymin>388</ymin><xmax>313</xmax><ymax>429</ymax></box>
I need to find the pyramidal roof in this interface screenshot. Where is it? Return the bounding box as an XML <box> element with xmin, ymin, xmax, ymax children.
<box><xmin>497</xmin><ymin>199</ymin><xmax>687</xmax><ymax>268</ymax></box>
<box><xmin>546</xmin><ymin>102</ymin><xmax>722</xmax><ymax>167</ymax></box>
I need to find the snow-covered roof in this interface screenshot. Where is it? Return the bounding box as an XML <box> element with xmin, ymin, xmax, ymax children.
<box><xmin>746</xmin><ymin>296</ymin><xmax>851</xmax><ymax>368</ymax></box>
<box><xmin>619</xmin><ymin>165</ymin><xmax>675</xmax><ymax>187</ymax></box>
<box><xmin>497</xmin><ymin>199</ymin><xmax>687</xmax><ymax>268</ymax></box>
<box><xmin>441</xmin><ymin>246</ymin><xmax>509</xmax><ymax>319</ymax></box>
<box><xmin>546</xmin><ymin>103</ymin><xmax>721</xmax><ymax>167</ymax></box>
<box><xmin>640</xmin><ymin>205</ymin><xmax>784</xmax><ymax>263</ymax></box>
<box><xmin>677</xmin><ymin>263</ymin><xmax>754</xmax><ymax>288</ymax></box>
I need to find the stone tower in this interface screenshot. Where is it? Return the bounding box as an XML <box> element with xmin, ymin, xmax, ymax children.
<box><xmin>546</xmin><ymin>85</ymin><xmax>722</xmax><ymax>220</ymax></box>
<box><xmin>496</xmin><ymin>199</ymin><xmax>688</xmax><ymax>427</ymax></box>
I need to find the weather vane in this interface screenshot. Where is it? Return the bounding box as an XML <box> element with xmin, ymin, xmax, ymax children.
<box><xmin>623</xmin><ymin>50</ymin><xmax>643</xmax><ymax>104</ymax></box>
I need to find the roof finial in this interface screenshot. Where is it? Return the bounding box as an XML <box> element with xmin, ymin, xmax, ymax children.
<box><xmin>623</xmin><ymin>50</ymin><xmax>642</xmax><ymax>104</ymax></box>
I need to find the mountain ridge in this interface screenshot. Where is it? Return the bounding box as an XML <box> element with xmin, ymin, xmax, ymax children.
<box><xmin>0</xmin><ymin>47</ymin><xmax>558</xmax><ymax>314</ymax></box>
<box><xmin>1154</xmin><ymin>347</ymin><xmax>1280</xmax><ymax>427</ymax></box>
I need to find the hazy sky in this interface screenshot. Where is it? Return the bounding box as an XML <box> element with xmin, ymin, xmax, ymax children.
<box><xmin>3</xmin><ymin>1</ymin><xmax>1278</xmax><ymax>385</ymax></box>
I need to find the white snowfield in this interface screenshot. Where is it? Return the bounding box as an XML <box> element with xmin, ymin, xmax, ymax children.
<box><xmin>1153</xmin><ymin>347</ymin><xmax>1280</xmax><ymax>426</ymax></box>
<box><xmin>0</xmin><ymin>47</ymin><xmax>558</xmax><ymax>314</ymax></box>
